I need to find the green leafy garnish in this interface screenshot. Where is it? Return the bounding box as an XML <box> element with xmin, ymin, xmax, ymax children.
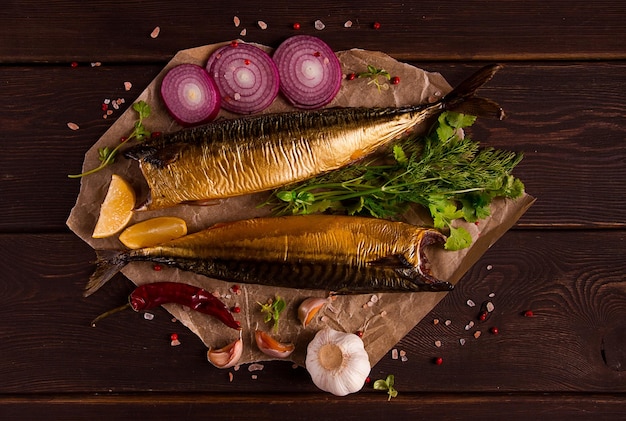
<box><xmin>258</xmin><ymin>296</ymin><xmax>287</xmax><ymax>332</ymax></box>
<box><xmin>358</xmin><ymin>65</ymin><xmax>391</xmax><ymax>91</ymax></box>
<box><xmin>373</xmin><ymin>374</ymin><xmax>398</xmax><ymax>401</ymax></box>
<box><xmin>68</xmin><ymin>100</ymin><xmax>152</xmax><ymax>178</ymax></box>
<box><xmin>262</xmin><ymin>111</ymin><xmax>525</xmax><ymax>250</ymax></box>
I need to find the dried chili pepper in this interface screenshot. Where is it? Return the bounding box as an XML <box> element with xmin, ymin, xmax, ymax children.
<box><xmin>91</xmin><ymin>281</ymin><xmax>241</xmax><ymax>330</ymax></box>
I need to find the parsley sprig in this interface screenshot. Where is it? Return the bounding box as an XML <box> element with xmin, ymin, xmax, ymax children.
<box><xmin>68</xmin><ymin>101</ymin><xmax>151</xmax><ymax>178</ymax></box>
<box><xmin>373</xmin><ymin>374</ymin><xmax>398</xmax><ymax>401</ymax></box>
<box><xmin>358</xmin><ymin>65</ymin><xmax>391</xmax><ymax>91</ymax></box>
<box><xmin>263</xmin><ymin>111</ymin><xmax>525</xmax><ymax>250</ymax></box>
<box><xmin>258</xmin><ymin>295</ymin><xmax>287</xmax><ymax>332</ymax></box>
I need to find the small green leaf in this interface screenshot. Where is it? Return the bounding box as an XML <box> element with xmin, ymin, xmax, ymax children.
<box><xmin>446</xmin><ymin>112</ymin><xmax>476</xmax><ymax>129</ymax></box>
<box><xmin>445</xmin><ymin>226</ymin><xmax>473</xmax><ymax>251</ymax></box>
<box><xmin>276</xmin><ymin>190</ymin><xmax>295</xmax><ymax>202</ymax></box>
<box><xmin>373</xmin><ymin>380</ymin><xmax>388</xmax><ymax>391</ymax></box>
<box><xmin>393</xmin><ymin>144</ymin><xmax>407</xmax><ymax>164</ymax></box>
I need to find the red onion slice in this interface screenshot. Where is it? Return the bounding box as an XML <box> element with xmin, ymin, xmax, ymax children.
<box><xmin>206</xmin><ymin>42</ymin><xmax>279</xmax><ymax>114</ymax></box>
<box><xmin>160</xmin><ymin>64</ymin><xmax>221</xmax><ymax>126</ymax></box>
<box><xmin>273</xmin><ymin>35</ymin><xmax>342</xmax><ymax>109</ymax></box>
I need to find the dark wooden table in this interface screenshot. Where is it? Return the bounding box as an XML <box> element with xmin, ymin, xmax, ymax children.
<box><xmin>1</xmin><ymin>1</ymin><xmax>625</xmax><ymax>419</ymax></box>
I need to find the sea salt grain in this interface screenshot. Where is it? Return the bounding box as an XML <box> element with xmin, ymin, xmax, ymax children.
<box><xmin>314</xmin><ymin>20</ymin><xmax>326</xmax><ymax>30</ymax></box>
<box><xmin>233</xmin><ymin>16</ymin><xmax>241</xmax><ymax>27</ymax></box>
<box><xmin>248</xmin><ymin>363</ymin><xmax>264</xmax><ymax>372</ymax></box>
<box><xmin>465</xmin><ymin>321</ymin><xmax>475</xmax><ymax>331</ymax></box>
<box><xmin>124</xmin><ymin>81</ymin><xmax>132</xmax><ymax>91</ymax></box>
<box><xmin>67</xmin><ymin>122</ymin><xmax>79</xmax><ymax>131</ymax></box>
<box><xmin>150</xmin><ymin>26</ymin><xmax>161</xmax><ymax>39</ymax></box>
<box><xmin>344</xmin><ymin>20</ymin><xmax>353</xmax><ymax>28</ymax></box>
<box><xmin>391</xmin><ymin>348</ymin><xmax>398</xmax><ymax>359</ymax></box>
<box><xmin>143</xmin><ymin>312</ymin><xmax>154</xmax><ymax>320</ymax></box>
<box><xmin>459</xmin><ymin>338</ymin><xmax>466</xmax><ymax>346</ymax></box>
<box><xmin>467</xmin><ymin>299</ymin><xmax>476</xmax><ymax>307</ymax></box>
<box><xmin>434</xmin><ymin>340</ymin><xmax>442</xmax><ymax>348</ymax></box>
<box><xmin>257</xmin><ymin>20</ymin><xmax>268</xmax><ymax>30</ymax></box>
<box><xmin>445</xmin><ymin>320</ymin><xmax>452</xmax><ymax>326</ymax></box>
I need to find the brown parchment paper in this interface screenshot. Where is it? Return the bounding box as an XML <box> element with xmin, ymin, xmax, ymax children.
<box><xmin>67</xmin><ymin>41</ymin><xmax>535</xmax><ymax>368</ymax></box>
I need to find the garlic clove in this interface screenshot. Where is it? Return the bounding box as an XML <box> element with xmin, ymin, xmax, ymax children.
<box><xmin>255</xmin><ymin>330</ymin><xmax>295</xmax><ymax>358</ymax></box>
<box><xmin>298</xmin><ymin>297</ymin><xmax>328</xmax><ymax>327</ymax></box>
<box><xmin>305</xmin><ymin>328</ymin><xmax>371</xmax><ymax>396</ymax></box>
<box><xmin>207</xmin><ymin>337</ymin><xmax>243</xmax><ymax>368</ymax></box>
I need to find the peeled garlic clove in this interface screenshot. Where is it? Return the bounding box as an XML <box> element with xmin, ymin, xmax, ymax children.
<box><xmin>305</xmin><ymin>328</ymin><xmax>371</xmax><ymax>396</ymax></box>
<box><xmin>298</xmin><ymin>297</ymin><xmax>328</xmax><ymax>327</ymax></box>
<box><xmin>207</xmin><ymin>338</ymin><xmax>243</xmax><ymax>368</ymax></box>
<box><xmin>255</xmin><ymin>330</ymin><xmax>295</xmax><ymax>358</ymax></box>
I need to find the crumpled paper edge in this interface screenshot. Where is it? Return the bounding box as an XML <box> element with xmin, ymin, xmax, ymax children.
<box><xmin>67</xmin><ymin>41</ymin><xmax>534</xmax><ymax>369</ymax></box>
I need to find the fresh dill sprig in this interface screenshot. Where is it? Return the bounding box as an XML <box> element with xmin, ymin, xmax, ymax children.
<box><xmin>262</xmin><ymin>111</ymin><xmax>525</xmax><ymax>250</ymax></box>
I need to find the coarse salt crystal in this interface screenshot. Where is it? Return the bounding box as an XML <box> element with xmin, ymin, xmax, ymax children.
<box><xmin>103</xmin><ymin>98</ymin><xmax>111</xmax><ymax>104</ymax></box>
<box><xmin>144</xmin><ymin>312</ymin><xmax>154</xmax><ymax>320</ymax></box>
<box><xmin>91</xmin><ymin>62</ymin><xmax>102</xmax><ymax>67</ymax></box>
<box><xmin>314</xmin><ymin>20</ymin><xmax>325</xmax><ymax>30</ymax></box>
<box><xmin>228</xmin><ymin>372</ymin><xmax>234</xmax><ymax>382</ymax></box>
<box><xmin>257</xmin><ymin>20</ymin><xmax>268</xmax><ymax>30</ymax></box>
<box><xmin>170</xmin><ymin>339</ymin><xmax>181</xmax><ymax>346</ymax></box>
<box><xmin>124</xmin><ymin>81</ymin><xmax>132</xmax><ymax>91</ymax></box>
<box><xmin>434</xmin><ymin>340</ymin><xmax>442</xmax><ymax>348</ymax></box>
<box><xmin>366</xmin><ymin>301</ymin><xmax>374</xmax><ymax>308</ymax></box>
<box><xmin>67</xmin><ymin>122</ymin><xmax>79</xmax><ymax>131</ymax></box>
<box><xmin>488</xmin><ymin>292</ymin><xmax>496</xmax><ymax>298</ymax></box>
<box><xmin>465</xmin><ymin>321</ymin><xmax>475</xmax><ymax>330</ymax></box>
<box><xmin>399</xmin><ymin>350</ymin><xmax>406</xmax><ymax>357</ymax></box>
<box><xmin>459</xmin><ymin>338</ymin><xmax>466</xmax><ymax>346</ymax></box>
<box><xmin>370</xmin><ymin>294</ymin><xmax>379</xmax><ymax>303</ymax></box>
<box><xmin>486</xmin><ymin>264</ymin><xmax>493</xmax><ymax>270</ymax></box>
<box><xmin>251</xmin><ymin>374</ymin><xmax>258</xmax><ymax>380</ymax></box>
<box><xmin>391</xmin><ymin>348</ymin><xmax>398</xmax><ymax>359</ymax></box>
<box><xmin>248</xmin><ymin>363</ymin><xmax>264</xmax><ymax>372</ymax></box>
<box><xmin>233</xmin><ymin>16</ymin><xmax>240</xmax><ymax>27</ymax></box>
<box><xmin>401</xmin><ymin>355</ymin><xmax>408</xmax><ymax>362</ymax></box>
<box><xmin>445</xmin><ymin>320</ymin><xmax>452</xmax><ymax>326</ymax></box>
<box><xmin>379</xmin><ymin>310</ymin><xmax>387</xmax><ymax>317</ymax></box>
<box><xmin>486</xmin><ymin>301</ymin><xmax>495</xmax><ymax>313</ymax></box>
<box><xmin>150</xmin><ymin>26</ymin><xmax>160</xmax><ymax>39</ymax></box>
<box><xmin>467</xmin><ymin>299</ymin><xmax>476</xmax><ymax>307</ymax></box>
<box><xmin>474</xmin><ymin>331</ymin><xmax>482</xmax><ymax>339</ymax></box>
<box><xmin>344</xmin><ymin>20</ymin><xmax>353</xmax><ymax>28</ymax></box>
<box><xmin>240</xmin><ymin>28</ymin><xmax>247</xmax><ymax>36</ymax></box>
<box><xmin>433</xmin><ymin>318</ymin><xmax>439</xmax><ymax>325</ymax></box>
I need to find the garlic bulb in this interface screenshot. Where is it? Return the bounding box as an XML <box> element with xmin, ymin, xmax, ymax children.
<box><xmin>305</xmin><ymin>328</ymin><xmax>371</xmax><ymax>396</ymax></box>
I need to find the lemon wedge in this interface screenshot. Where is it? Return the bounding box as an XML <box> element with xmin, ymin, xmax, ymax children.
<box><xmin>92</xmin><ymin>174</ymin><xmax>136</xmax><ymax>238</ymax></box>
<box><xmin>118</xmin><ymin>216</ymin><xmax>188</xmax><ymax>249</ymax></box>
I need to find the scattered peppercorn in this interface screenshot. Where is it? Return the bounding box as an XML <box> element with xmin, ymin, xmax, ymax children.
<box><xmin>523</xmin><ymin>310</ymin><xmax>534</xmax><ymax>317</ymax></box>
<box><xmin>71</xmin><ymin>61</ymin><xmax>79</xmax><ymax>68</ymax></box>
<box><xmin>373</xmin><ymin>22</ymin><xmax>381</xmax><ymax>29</ymax></box>
<box><xmin>391</xmin><ymin>76</ymin><xmax>400</xmax><ymax>85</ymax></box>
<box><xmin>231</xmin><ymin>306</ymin><xmax>241</xmax><ymax>313</ymax></box>
<box><xmin>434</xmin><ymin>357</ymin><xmax>443</xmax><ymax>365</ymax></box>
<box><xmin>153</xmin><ymin>264</ymin><xmax>162</xmax><ymax>271</ymax></box>
<box><xmin>231</xmin><ymin>40</ymin><xmax>239</xmax><ymax>48</ymax></box>
<box><xmin>347</xmin><ymin>72</ymin><xmax>356</xmax><ymax>80</ymax></box>
<box><xmin>170</xmin><ymin>333</ymin><xmax>179</xmax><ymax>341</ymax></box>
<box><xmin>244</xmin><ymin>59</ymin><xmax>251</xmax><ymax>65</ymax></box>
<box><xmin>356</xmin><ymin>330</ymin><xmax>363</xmax><ymax>338</ymax></box>
<box><xmin>478</xmin><ymin>310</ymin><xmax>488</xmax><ymax>321</ymax></box>
<box><xmin>490</xmin><ymin>326</ymin><xmax>500</xmax><ymax>335</ymax></box>
<box><xmin>292</xmin><ymin>22</ymin><xmax>301</xmax><ymax>30</ymax></box>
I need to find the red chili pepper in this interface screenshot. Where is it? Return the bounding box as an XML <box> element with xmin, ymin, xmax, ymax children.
<box><xmin>91</xmin><ymin>282</ymin><xmax>240</xmax><ymax>330</ymax></box>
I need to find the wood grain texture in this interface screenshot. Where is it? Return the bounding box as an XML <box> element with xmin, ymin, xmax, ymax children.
<box><xmin>1</xmin><ymin>63</ymin><xmax>625</xmax><ymax>231</ymax></box>
<box><xmin>1</xmin><ymin>393</ymin><xmax>625</xmax><ymax>421</ymax></box>
<box><xmin>1</xmin><ymin>231</ymin><xmax>624</xmax><ymax>394</ymax></box>
<box><xmin>2</xmin><ymin>1</ymin><xmax>625</xmax><ymax>62</ymax></box>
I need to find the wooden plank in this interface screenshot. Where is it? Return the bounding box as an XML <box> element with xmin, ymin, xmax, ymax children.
<box><xmin>1</xmin><ymin>393</ymin><xmax>625</xmax><ymax>421</ymax></box>
<box><xmin>2</xmin><ymin>1</ymin><xmax>625</xmax><ymax>62</ymax></box>
<box><xmin>1</xmin><ymin>231</ymin><xmax>624</xmax><ymax>394</ymax></box>
<box><xmin>1</xmin><ymin>63</ymin><xmax>624</xmax><ymax>230</ymax></box>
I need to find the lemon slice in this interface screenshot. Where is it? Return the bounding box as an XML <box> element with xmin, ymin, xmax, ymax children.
<box><xmin>119</xmin><ymin>216</ymin><xmax>188</xmax><ymax>249</ymax></box>
<box><xmin>92</xmin><ymin>174</ymin><xmax>136</xmax><ymax>238</ymax></box>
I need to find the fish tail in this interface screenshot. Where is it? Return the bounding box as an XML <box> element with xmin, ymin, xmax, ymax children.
<box><xmin>441</xmin><ymin>64</ymin><xmax>506</xmax><ymax>120</ymax></box>
<box><xmin>84</xmin><ymin>250</ymin><xmax>130</xmax><ymax>297</ymax></box>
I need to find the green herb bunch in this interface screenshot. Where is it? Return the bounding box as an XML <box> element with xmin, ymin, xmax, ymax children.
<box><xmin>263</xmin><ymin>112</ymin><xmax>525</xmax><ymax>250</ymax></box>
